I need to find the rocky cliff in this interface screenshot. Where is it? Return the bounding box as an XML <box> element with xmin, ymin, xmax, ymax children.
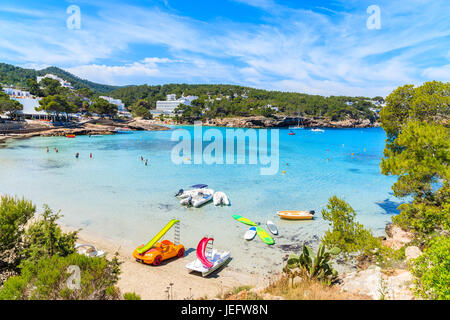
<box><xmin>198</xmin><ymin>115</ymin><xmax>379</xmax><ymax>128</ymax></box>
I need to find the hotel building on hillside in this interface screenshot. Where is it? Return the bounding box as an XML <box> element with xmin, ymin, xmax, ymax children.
<box><xmin>37</xmin><ymin>74</ymin><xmax>74</xmax><ymax>90</ymax></box>
<box><xmin>153</xmin><ymin>94</ymin><xmax>198</xmax><ymax>116</ymax></box>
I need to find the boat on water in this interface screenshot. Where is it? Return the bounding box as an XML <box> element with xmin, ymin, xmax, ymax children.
<box><xmin>277</xmin><ymin>210</ymin><xmax>315</xmax><ymax>220</ymax></box>
<box><xmin>288</xmin><ymin>131</ymin><xmax>296</xmax><ymax>136</ymax></box>
<box><xmin>289</xmin><ymin>111</ymin><xmax>305</xmax><ymax>130</ymax></box>
<box><xmin>175</xmin><ymin>184</ymin><xmax>208</xmax><ymax>198</ymax></box>
<box><xmin>66</xmin><ymin>134</ymin><xmax>75</xmax><ymax>138</ymax></box>
<box><xmin>180</xmin><ymin>188</ymin><xmax>214</xmax><ymax>207</ymax></box>
<box><xmin>311</xmin><ymin>128</ymin><xmax>325</xmax><ymax>132</ymax></box>
<box><xmin>213</xmin><ymin>191</ymin><xmax>230</xmax><ymax>206</ymax></box>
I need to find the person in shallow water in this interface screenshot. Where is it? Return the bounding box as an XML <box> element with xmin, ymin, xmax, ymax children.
<box><xmin>75</xmin><ymin>152</ymin><xmax>79</xmax><ymax>159</ymax></box>
<box><xmin>90</xmin><ymin>153</ymin><xmax>92</xmax><ymax>159</ymax></box>
<box><xmin>46</xmin><ymin>147</ymin><xmax>49</xmax><ymax>153</ymax></box>
<box><xmin>145</xmin><ymin>159</ymin><xmax>148</xmax><ymax>166</ymax></box>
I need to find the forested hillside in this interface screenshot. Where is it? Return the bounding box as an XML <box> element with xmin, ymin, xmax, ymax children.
<box><xmin>0</xmin><ymin>62</ymin><xmax>382</xmax><ymax>121</ymax></box>
<box><xmin>0</xmin><ymin>63</ymin><xmax>118</xmax><ymax>93</ymax></box>
<box><xmin>109</xmin><ymin>84</ymin><xmax>381</xmax><ymax>121</ymax></box>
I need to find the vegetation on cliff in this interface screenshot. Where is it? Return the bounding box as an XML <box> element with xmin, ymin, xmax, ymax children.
<box><xmin>0</xmin><ymin>196</ymin><xmax>123</xmax><ymax>300</ymax></box>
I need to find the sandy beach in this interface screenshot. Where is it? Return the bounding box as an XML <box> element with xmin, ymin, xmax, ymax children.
<box><xmin>66</xmin><ymin>226</ymin><xmax>266</xmax><ymax>300</ymax></box>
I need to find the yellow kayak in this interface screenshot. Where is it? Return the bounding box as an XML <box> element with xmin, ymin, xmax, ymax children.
<box><xmin>277</xmin><ymin>210</ymin><xmax>314</xmax><ymax>220</ymax></box>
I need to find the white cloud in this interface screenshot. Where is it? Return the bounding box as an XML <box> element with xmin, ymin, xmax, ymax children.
<box><xmin>0</xmin><ymin>1</ymin><xmax>448</xmax><ymax>96</ymax></box>
<box><xmin>421</xmin><ymin>64</ymin><xmax>450</xmax><ymax>81</ymax></box>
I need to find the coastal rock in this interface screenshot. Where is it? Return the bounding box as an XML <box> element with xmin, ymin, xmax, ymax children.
<box><xmin>339</xmin><ymin>266</ymin><xmax>415</xmax><ymax>300</ymax></box>
<box><xmin>199</xmin><ymin>115</ymin><xmax>378</xmax><ymax>129</ymax></box>
<box><xmin>384</xmin><ymin>224</ymin><xmax>414</xmax><ymax>249</ymax></box>
<box><xmin>405</xmin><ymin>246</ymin><xmax>422</xmax><ymax>262</ymax></box>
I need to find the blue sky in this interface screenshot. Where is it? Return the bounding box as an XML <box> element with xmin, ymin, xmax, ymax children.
<box><xmin>0</xmin><ymin>0</ymin><xmax>448</xmax><ymax>96</ymax></box>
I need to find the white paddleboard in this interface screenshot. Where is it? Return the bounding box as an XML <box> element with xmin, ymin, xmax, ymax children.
<box><xmin>266</xmin><ymin>220</ymin><xmax>278</xmax><ymax>235</ymax></box>
<box><xmin>244</xmin><ymin>226</ymin><xmax>257</xmax><ymax>240</ymax></box>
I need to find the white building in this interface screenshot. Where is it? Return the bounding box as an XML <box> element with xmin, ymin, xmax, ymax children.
<box><xmin>99</xmin><ymin>96</ymin><xmax>126</xmax><ymax>111</ymax></box>
<box><xmin>155</xmin><ymin>94</ymin><xmax>198</xmax><ymax>115</ymax></box>
<box><xmin>10</xmin><ymin>97</ymin><xmax>48</xmax><ymax>120</ymax></box>
<box><xmin>2</xmin><ymin>88</ymin><xmax>32</xmax><ymax>98</ymax></box>
<box><xmin>37</xmin><ymin>74</ymin><xmax>74</xmax><ymax>89</ymax></box>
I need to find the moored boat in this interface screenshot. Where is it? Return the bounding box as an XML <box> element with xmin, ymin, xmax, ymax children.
<box><xmin>213</xmin><ymin>191</ymin><xmax>230</xmax><ymax>206</ymax></box>
<box><xmin>277</xmin><ymin>210</ymin><xmax>315</xmax><ymax>220</ymax></box>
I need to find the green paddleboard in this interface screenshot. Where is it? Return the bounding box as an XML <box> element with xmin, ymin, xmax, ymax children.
<box><xmin>232</xmin><ymin>215</ymin><xmax>257</xmax><ymax>226</ymax></box>
<box><xmin>256</xmin><ymin>226</ymin><xmax>275</xmax><ymax>245</ymax></box>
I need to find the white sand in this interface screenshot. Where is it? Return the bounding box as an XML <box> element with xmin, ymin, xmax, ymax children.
<box><xmin>67</xmin><ymin>227</ymin><xmax>266</xmax><ymax>300</ymax></box>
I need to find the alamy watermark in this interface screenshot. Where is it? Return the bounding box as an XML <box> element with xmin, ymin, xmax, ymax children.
<box><xmin>66</xmin><ymin>5</ymin><xmax>81</xmax><ymax>30</ymax></box>
<box><xmin>66</xmin><ymin>265</ymin><xmax>81</xmax><ymax>290</ymax></box>
<box><xmin>366</xmin><ymin>5</ymin><xmax>381</xmax><ymax>30</ymax></box>
<box><xmin>171</xmin><ymin>122</ymin><xmax>279</xmax><ymax>175</ymax></box>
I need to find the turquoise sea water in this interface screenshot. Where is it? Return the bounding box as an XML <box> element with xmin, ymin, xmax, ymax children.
<box><xmin>0</xmin><ymin>126</ymin><xmax>401</xmax><ymax>273</ymax></box>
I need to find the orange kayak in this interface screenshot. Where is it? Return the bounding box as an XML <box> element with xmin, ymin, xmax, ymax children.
<box><xmin>66</xmin><ymin>134</ymin><xmax>75</xmax><ymax>138</ymax></box>
<box><xmin>277</xmin><ymin>210</ymin><xmax>314</xmax><ymax>220</ymax></box>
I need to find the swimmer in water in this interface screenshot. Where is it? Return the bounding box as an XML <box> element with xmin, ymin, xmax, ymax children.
<box><xmin>75</xmin><ymin>152</ymin><xmax>79</xmax><ymax>159</ymax></box>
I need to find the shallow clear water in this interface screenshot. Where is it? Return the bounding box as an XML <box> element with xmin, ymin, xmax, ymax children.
<box><xmin>0</xmin><ymin>126</ymin><xmax>401</xmax><ymax>274</ymax></box>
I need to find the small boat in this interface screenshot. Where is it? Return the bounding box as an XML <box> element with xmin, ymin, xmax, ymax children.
<box><xmin>185</xmin><ymin>249</ymin><xmax>231</xmax><ymax>277</ymax></box>
<box><xmin>244</xmin><ymin>226</ymin><xmax>257</xmax><ymax>240</ymax></box>
<box><xmin>256</xmin><ymin>226</ymin><xmax>275</xmax><ymax>245</ymax></box>
<box><xmin>175</xmin><ymin>185</ymin><xmax>208</xmax><ymax>198</ymax></box>
<box><xmin>232</xmin><ymin>215</ymin><xmax>258</xmax><ymax>226</ymax></box>
<box><xmin>180</xmin><ymin>189</ymin><xmax>214</xmax><ymax>207</ymax></box>
<box><xmin>311</xmin><ymin>128</ymin><xmax>325</xmax><ymax>132</ymax></box>
<box><xmin>186</xmin><ymin>237</ymin><xmax>231</xmax><ymax>277</ymax></box>
<box><xmin>277</xmin><ymin>210</ymin><xmax>315</xmax><ymax>220</ymax></box>
<box><xmin>266</xmin><ymin>220</ymin><xmax>278</xmax><ymax>235</ymax></box>
<box><xmin>213</xmin><ymin>191</ymin><xmax>230</xmax><ymax>206</ymax></box>
<box><xmin>289</xmin><ymin>111</ymin><xmax>305</xmax><ymax>130</ymax></box>
<box><xmin>288</xmin><ymin>131</ymin><xmax>296</xmax><ymax>136</ymax></box>
<box><xmin>114</xmin><ymin>127</ymin><xmax>133</xmax><ymax>133</ymax></box>
<box><xmin>66</xmin><ymin>134</ymin><xmax>75</xmax><ymax>138</ymax></box>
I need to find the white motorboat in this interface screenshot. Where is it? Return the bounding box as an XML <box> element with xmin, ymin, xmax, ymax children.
<box><xmin>186</xmin><ymin>249</ymin><xmax>231</xmax><ymax>277</ymax></box>
<box><xmin>213</xmin><ymin>191</ymin><xmax>230</xmax><ymax>206</ymax></box>
<box><xmin>311</xmin><ymin>128</ymin><xmax>325</xmax><ymax>132</ymax></box>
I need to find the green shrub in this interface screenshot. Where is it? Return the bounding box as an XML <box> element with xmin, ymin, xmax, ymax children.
<box><xmin>123</xmin><ymin>292</ymin><xmax>141</xmax><ymax>300</ymax></box>
<box><xmin>321</xmin><ymin>196</ymin><xmax>381</xmax><ymax>257</ymax></box>
<box><xmin>410</xmin><ymin>236</ymin><xmax>450</xmax><ymax>300</ymax></box>
<box><xmin>0</xmin><ymin>196</ymin><xmax>36</xmax><ymax>278</ymax></box>
<box><xmin>21</xmin><ymin>205</ymin><xmax>78</xmax><ymax>265</ymax></box>
<box><xmin>0</xmin><ymin>253</ymin><xmax>121</xmax><ymax>300</ymax></box>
